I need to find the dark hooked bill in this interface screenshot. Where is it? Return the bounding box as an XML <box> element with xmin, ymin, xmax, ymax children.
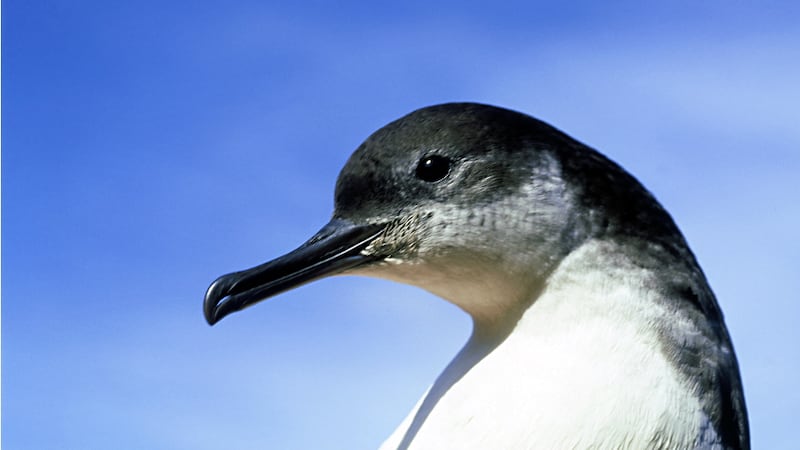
<box><xmin>204</xmin><ymin>219</ymin><xmax>386</xmax><ymax>325</ymax></box>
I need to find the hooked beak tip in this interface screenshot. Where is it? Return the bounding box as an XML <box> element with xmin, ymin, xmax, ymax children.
<box><xmin>203</xmin><ymin>277</ymin><xmax>229</xmax><ymax>326</ymax></box>
<box><xmin>204</xmin><ymin>308</ymin><xmax>219</xmax><ymax>326</ymax></box>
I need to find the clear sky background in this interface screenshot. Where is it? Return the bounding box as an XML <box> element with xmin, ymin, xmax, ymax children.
<box><xmin>3</xmin><ymin>1</ymin><xmax>799</xmax><ymax>449</ymax></box>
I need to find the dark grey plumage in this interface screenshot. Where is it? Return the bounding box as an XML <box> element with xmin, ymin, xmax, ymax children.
<box><xmin>347</xmin><ymin>103</ymin><xmax>748</xmax><ymax>448</ymax></box>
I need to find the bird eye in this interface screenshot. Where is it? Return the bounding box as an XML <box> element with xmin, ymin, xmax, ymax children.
<box><xmin>415</xmin><ymin>155</ymin><xmax>451</xmax><ymax>182</ymax></box>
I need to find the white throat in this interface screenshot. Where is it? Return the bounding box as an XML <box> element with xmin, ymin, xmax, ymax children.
<box><xmin>379</xmin><ymin>238</ymin><xmax>703</xmax><ymax>450</ymax></box>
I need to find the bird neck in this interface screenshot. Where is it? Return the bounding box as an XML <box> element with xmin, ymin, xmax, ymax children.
<box><xmin>384</xmin><ymin>238</ymin><xmax>705</xmax><ymax>450</ymax></box>
<box><xmin>391</xmin><ymin>274</ymin><xmax>544</xmax><ymax>449</ymax></box>
<box><xmin>393</xmin><ymin>320</ymin><xmax>510</xmax><ymax>449</ymax></box>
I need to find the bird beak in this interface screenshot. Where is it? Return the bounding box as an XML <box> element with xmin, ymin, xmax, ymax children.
<box><xmin>204</xmin><ymin>219</ymin><xmax>386</xmax><ymax>325</ymax></box>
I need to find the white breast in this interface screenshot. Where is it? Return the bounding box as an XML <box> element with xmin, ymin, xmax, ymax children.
<box><xmin>380</xmin><ymin>239</ymin><xmax>703</xmax><ymax>450</ymax></box>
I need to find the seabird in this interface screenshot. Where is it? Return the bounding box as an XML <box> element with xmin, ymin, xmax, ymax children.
<box><xmin>204</xmin><ymin>103</ymin><xmax>749</xmax><ymax>449</ymax></box>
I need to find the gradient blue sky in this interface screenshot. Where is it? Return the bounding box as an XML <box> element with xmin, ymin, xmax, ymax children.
<box><xmin>3</xmin><ymin>1</ymin><xmax>799</xmax><ymax>449</ymax></box>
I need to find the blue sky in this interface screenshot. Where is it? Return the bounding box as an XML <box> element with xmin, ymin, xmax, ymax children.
<box><xmin>3</xmin><ymin>1</ymin><xmax>799</xmax><ymax>448</ymax></box>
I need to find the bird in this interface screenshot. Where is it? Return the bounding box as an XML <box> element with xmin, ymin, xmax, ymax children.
<box><xmin>203</xmin><ymin>103</ymin><xmax>749</xmax><ymax>449</ymax></box>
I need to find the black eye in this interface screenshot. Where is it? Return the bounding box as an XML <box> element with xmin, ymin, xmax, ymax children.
<box><xmin>415</xmin><ymin>155</ymin><xmax>451</xmax><ymax>182</ymax></box>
